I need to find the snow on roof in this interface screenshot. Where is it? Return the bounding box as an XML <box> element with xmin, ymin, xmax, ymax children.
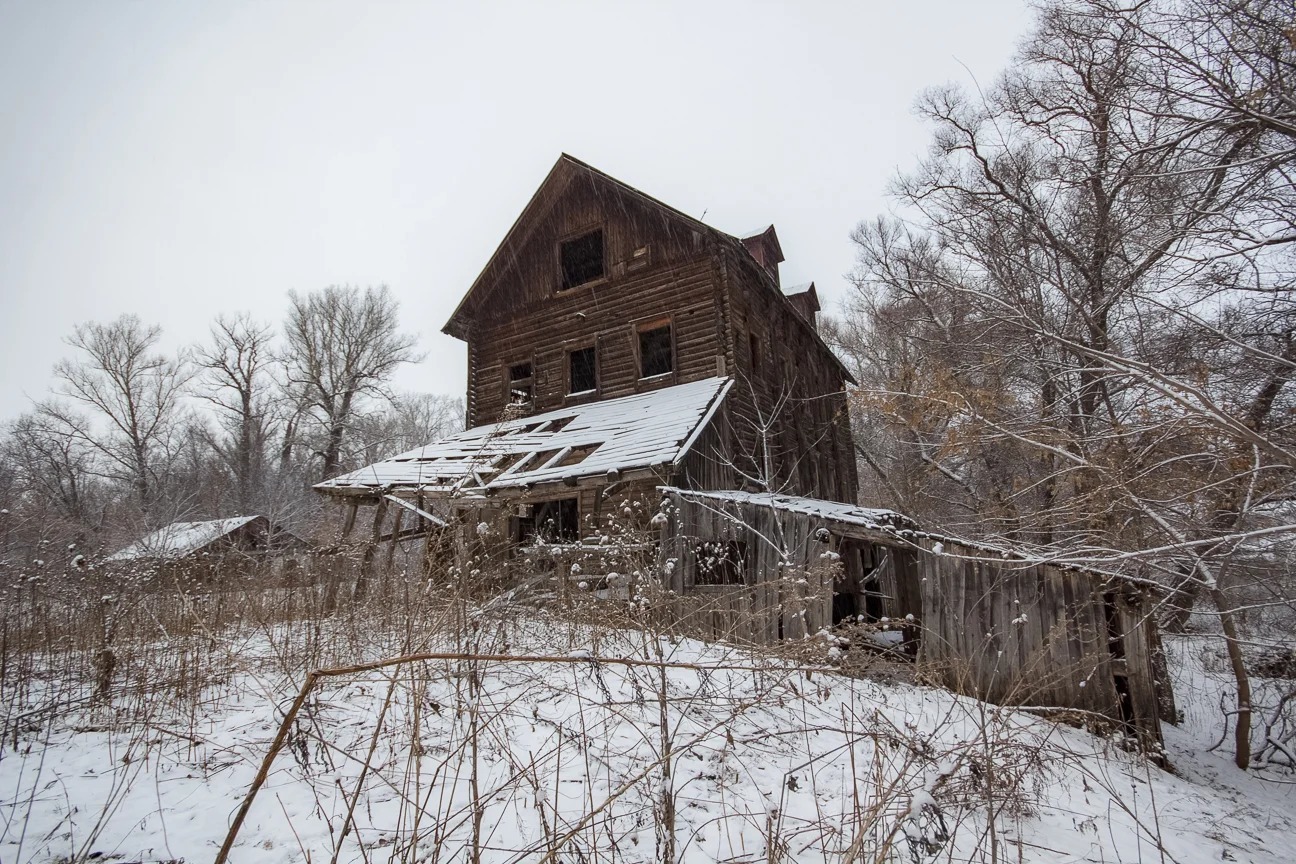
<box><xmin>738</xmin><ymin>224</ymin><xmax>775</xmax><ymax>240</ymax></box>
<box><xmin>661</xmin><ymin>488</ymin><xmax>917</xmax><ymax>532</ymax></box>
<box><xmin>106</xmin><ymin>516</ymin><xmax>262</xmax><ymax>562</ymax></box>
<box><xmin>316</xmin><ymin>377</ymin><xmax>734</xmax><ymax>497</ymax></box>
<box><xmin>783</xmin><ymin>282</ymin><xmax>814</xmax><ymax>295</ymax></box>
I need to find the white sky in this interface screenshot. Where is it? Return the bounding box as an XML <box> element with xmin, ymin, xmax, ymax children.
<box><xmin>0</xmin><ymin>0</ymin><xmax>1031</xmax><ymax>421</ymax></box>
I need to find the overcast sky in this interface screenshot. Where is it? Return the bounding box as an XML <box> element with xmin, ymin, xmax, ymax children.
<box><xmin>0</xmin><ymin>0</ymin><xmax>1031</xmax><ymax>422</ymax></box>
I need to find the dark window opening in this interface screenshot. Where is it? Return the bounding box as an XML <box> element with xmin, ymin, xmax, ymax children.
<box><xmin>694</xmin><ymin>539</ymin><xmax>747</xmax><ymax>586</ymax></box>
<box><xmin>568</xmin><ymin>346</ymin><xmax>597</xmax><ymax>394</ymax></box>
<box><xmin>531</xmin><ymin>449</ymin><xmax>562</xmax><ymax>469</ymax></box>
<box><xmin>832</xmin><ymin>589</ymin><xmax>858</xmax><ymax>626</ymax></box>
<box><xmin>861</xmin><ymin>576</ymin><xmax>888</xmax><ymax>622</ymax></box>
<box><xmin>560</xmin><ymin>230</ymin><xmax>604</xmax><ymax>290</ymax></box>
<box><xmin>508</xmin><ymin>362</ymin><xmax>534</xmax><ymax>406</ymax></box>
<box><xmin>749</xmin><ymin>333</ymin><xmax>761</xmax><ymax>374</ymax></box>
<box><xmin>638</xmin><ymin>322</ymin><xmax>674</xmax><ymax>378</ymax></box>
<box><xmin>522</xmin><ymin>498</ymin><xmax>579</xmax><ymax>544</ymax></box>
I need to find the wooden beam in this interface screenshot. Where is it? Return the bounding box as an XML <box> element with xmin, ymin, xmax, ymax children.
<box><xmin>384</xmin><ymin>508</ymin><xmax>404</xmax><ymax>571</ymax></box>
<box><xmin>383</xmin><ymin>494</ymin><xmax>448</xmax><ymax>527</ymax></box>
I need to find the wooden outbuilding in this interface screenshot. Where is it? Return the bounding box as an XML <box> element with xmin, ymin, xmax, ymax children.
<box><xmin>658</xmin><ymin>488</ymin><xmax>1174</xmax><ymax>753</ymax></box>
<box><xmin>105</xmin><ymin>515</ymin><xmax>310</xmax><ymax>582</ymax></box>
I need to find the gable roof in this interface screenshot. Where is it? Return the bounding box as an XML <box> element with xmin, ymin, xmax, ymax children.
<box><xmin>442</xmin><ymin>154</ymin><xmax>724</xmax><ymax>341</ymax></box>
<box><xmin>106</xmin><ymin>516</ymin><xmax>263</xmax><ymax>562</ymax></box>
<box><xmin>439</xmin><ymin>154</ymin><xmax>855</xmax><ymax>383</ymax></box>
<box><xmin>316</xmin><ymin>376</ymin><xmax>733</xmax><ymax>498</ymax></box>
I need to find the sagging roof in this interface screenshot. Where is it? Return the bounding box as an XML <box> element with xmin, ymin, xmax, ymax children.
<box><xmin>316</xmin><ymin>376</ymin><xmax>734</xmax><ymax>499</ymax></box>
<box><xmin>106</xmin><ymin>516</ymin><xmax>262</xmax><ymax>562</ymax></box>
<box><xmin>661</xmin><ymin>488</ymin><xmax>916</xmax><ymax>532</ymax></box>
<box><xmin>663</xmin><ymin>487</ymin><xmax>1161</xmax><ymax>590</ymax></box>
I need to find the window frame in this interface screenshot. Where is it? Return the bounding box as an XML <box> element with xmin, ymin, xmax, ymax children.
<box><xmin>503</xmin><ymin>358</ymin><xmax>536</xmax><ymax>410</ymax></box>
<box><xmin>528</xmin><ymin>497</ymin><xmax>581</xmax><ymax>544</ymax></box>
<box><xmin>635</xmin><ymin>316</ymin><xmax>675</xmax><ymax>381</ymax></box>
<box><xmin>566</xmin><ymin>344</ymin><xmax>599</xmax><ymax>397</ymax></box>
<box><xmin>556</xmin><ymin>226</ymin><xmax>607</xmax><ymax>292</ymax></box>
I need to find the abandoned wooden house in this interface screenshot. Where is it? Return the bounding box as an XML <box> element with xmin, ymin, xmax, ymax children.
<box><xmin>315</xmin><ymin>152</ymin><xmax>858</xmax><ymax>548</ymax></box>
<box><xmin>105</xmin><ymin>515</ymin><xmax>310</xmax><ymax>580</ymax></box>
<box><xmin>313</xmin><ymin>154</ymin><xmax>1171</xmax><ymax>749</ymax></box>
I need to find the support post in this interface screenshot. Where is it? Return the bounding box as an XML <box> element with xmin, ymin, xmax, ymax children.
<box><xmin>354</xmin><ymin>497</ymin><xmax>388</xmax><ymax>602</ymax></box>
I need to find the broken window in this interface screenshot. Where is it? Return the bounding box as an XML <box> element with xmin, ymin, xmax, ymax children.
<box><xmin>694</xmin><ymin>540</ymin><xmax>747</xmax><ymax>586</ymax></box>
<box><xmin>559</xmin><ymin>229</ymin><xmax>604</xmax><ymax>290</ymax></box>
<box><xmin>507</xmin><ymin>361</ymin><xmax>534</xmax><ymax>407</ymax></box>
<box><xmin>568</xmin><ymin>346</ymin><xmax>597</xmax><ymax>394</ymax></box>
<box><xmin>638</xmin><ymin>320</ymin><xmax>674</xmax><ymax>378</ymax></box>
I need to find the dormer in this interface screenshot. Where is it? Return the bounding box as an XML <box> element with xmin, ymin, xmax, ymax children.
<box><xmin>739</xmin><ymin>225</ymin><xmax>784</xmax><ymax>287</ymax></box>
<box><xmin>783</xmin><ymin>282</ymin><xmax>821</xmax><ymax>332</ymax></box>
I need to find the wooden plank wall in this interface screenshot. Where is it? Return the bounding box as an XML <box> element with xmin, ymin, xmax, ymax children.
<box><xmin>672</xmin><ymin>403</ymin><xmax>736</xmax><ymax>492</ymax></box>
<box><xmin>915</xmin><ymin>541</ymin><xmax>1163</xmax><ymax>750</ymax></box>
<box><xmin>718</xmin><ymin>248</ymin><xmax>859</xmax><ymax>504</ymax></box>
<box><xmin>661</xmin><ymin>492</ymin><xmax>1166</xmax><ymax>750</ymax></box>
<box><xmin>661</xmin><ymin>492</ymin><xmax>837</xmax><ymax>644</ymax></box>
<box><xmin>464</xmin><ymin>177</ymin><xmax>726</xmax><ymax>427</ymax></box>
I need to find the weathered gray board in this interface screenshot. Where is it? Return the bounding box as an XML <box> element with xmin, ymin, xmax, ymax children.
<box><xmin>659</xmin><ymin>489</ymin><xmax>1170</xmax><ymax>753</ymax></box>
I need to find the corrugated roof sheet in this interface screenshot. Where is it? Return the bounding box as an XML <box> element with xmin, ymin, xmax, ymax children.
<box><xmin>316</xmin><ymin>377</ymin><xmax>733</xmax><ymax>497</ymax></box>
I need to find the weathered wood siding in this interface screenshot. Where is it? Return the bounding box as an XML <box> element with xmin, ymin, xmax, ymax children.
<box><xmin>717</xmin><ymin>248</ymin><xmax>858</xmax><ymax>503</ymax></box>
<box><xmin>660</xmin><ymin>491</ymin><xmax>1166</xmax><ymax>751</ymax></box>
<box><xmin>916</xmin><ymin>543</ymin><xmax>1163</xmax><ymax>751</ymax></box>
<box><xmin>463</xmin><ymin>175</ymin><xmax>726</xmax><ymax>427</ymax></box>
<box><xmin>672</xmin><ymin>402</ymin><xmax>736</xmax><ymax>491</ymax></box>
<box><xmin>660</xmin><ymin>492</ymin><xmax>839</xmax><ymax>644</ymax></box>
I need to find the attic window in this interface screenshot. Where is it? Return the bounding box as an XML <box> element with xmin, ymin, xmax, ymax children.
<box><xmin>559</xmin><ymin>229</ymin><xmax>604</xmax><ymax>290</ymax></box>
<box><xmin>568</xmin><ymin>346</ymin><xmax>597</xmax><ymax>394</ymax></box>
<box><xmin>638</xmin><ymin>320</ymin><xmax>674</xmax><ymax>378</ymax></box>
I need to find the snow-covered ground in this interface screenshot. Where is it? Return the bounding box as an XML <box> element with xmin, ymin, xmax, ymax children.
<box><xmin>2</xmin><ymin>612</ymin><xmax>1293</xmax><ymax>863</ymax></box>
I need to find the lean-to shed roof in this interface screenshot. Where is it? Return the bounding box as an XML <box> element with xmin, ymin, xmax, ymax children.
<box><xmin>660</xmin><ymin>488</ymin><xmax>917</xmax><ymax>532</ymax></box>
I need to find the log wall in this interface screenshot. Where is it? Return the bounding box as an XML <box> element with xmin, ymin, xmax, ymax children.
<box><xmin>463</xmin><ymin>175</ymin><xmax>725</xmax><ymax>427</ymax></box>
<box><xmin>452</xmin><ymin>167</ymin><xmax>858</xmax><ymax>504</ymax></box>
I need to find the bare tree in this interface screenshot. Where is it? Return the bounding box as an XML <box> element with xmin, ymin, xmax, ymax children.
<box><xmin>281</xmin><ymin>285</ymin><xmax>422</xmax><ymax>481</ymax></box>
<box><xmin>4</xmin><ymin>406</ymin><xmax>96</xmax><ymax>523</ymax></box>
<box><xmin>52</xmin><ymin>316</ymin><xmax>192</xmax><ymax>514</ymax></box>
<box><xmin>195</xmin><ymin>313</ymin><xmax>278</xmax><ymax>512</ymax></box>
<box><xmin>349</xmin><ymin>392</ymin><xmax>464</xmax><ymax>466</ymax></box>
<box><xmin>844</xmin><ymin>0</ymin><xmax>1296</xmax><ymax>769</ymax></box>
